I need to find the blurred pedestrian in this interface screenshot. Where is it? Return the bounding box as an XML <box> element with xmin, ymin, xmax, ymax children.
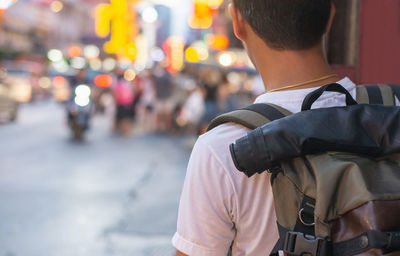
<box><xmin>177</xmin><ymin>83</ymin><xmax>205</xmax><ymax>134</ymax></box>
<box><xmin>153</xmin><ymin>63</ymin><xmax>174</xmax><ymax>133</ymax></box>
<box><xmin>199</xmin><ymin>68</ymin><xmax>222</xmax><ymax>134</ymax></box>
<box><xmin>137</xmin><ymin>70</ymin><xmax>156</xmax><ymax>133</ymax></box>
<box><xmin>112</xmin><ymin>68</ymin><xmax>135</xmax><ymax>135</ymax></box>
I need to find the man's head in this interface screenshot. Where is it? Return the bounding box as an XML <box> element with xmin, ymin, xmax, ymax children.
<box><xmin>231</xmin><ymin>0</ymin><xmax>333</xmax><ymax>50</ymax></box>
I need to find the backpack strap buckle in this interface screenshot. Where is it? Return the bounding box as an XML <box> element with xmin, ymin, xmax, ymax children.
<box><xmin>284</xmin><ymin>231</ymin><xmax>329</xmax><ymax>256</ymax></box>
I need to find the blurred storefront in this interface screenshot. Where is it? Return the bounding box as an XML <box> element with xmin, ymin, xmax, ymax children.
<box><xmin>0</xmin><ymin>0</ymin><xmax>398</xmax><ymax>84</ymax></box>
<box><xmin>328</xmin><ymin>0</ymin><xmax>400</xmax><ymax>84</ymax></box>
<box><xmin>0</xmin><ymin>0</ymin><xmax>96</xmax><ymax>56</ymax></box>
<box><xmin>183</xmin><ymin>0</ymin><xmax>400</xmax><ymax>84</ymax></box>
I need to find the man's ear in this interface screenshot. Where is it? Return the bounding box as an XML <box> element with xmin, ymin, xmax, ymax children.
<box><xmin>229</xmin><ymin>3</ymin><xmax>246</xmax><ymax>41</ymax></box>
<box><xmin>325</xmin><ymin>2</ymin><xmax>336</xmax><ymax>34</ymax></box>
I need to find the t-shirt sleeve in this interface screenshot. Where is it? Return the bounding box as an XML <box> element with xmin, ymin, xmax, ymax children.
<box><xmin>172</xmin><ymin>137</ymin><xmax>237</xmax><ymax>256</ymax></box>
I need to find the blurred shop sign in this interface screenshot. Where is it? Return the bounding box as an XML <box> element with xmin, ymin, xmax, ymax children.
<box><xmin>95</xmin><ymin>0</ymin><xmax>140</xmax><ymax>60</ymax></box>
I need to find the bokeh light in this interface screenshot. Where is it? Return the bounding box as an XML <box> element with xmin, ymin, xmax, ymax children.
<box><xmin>89</xmin><ymin>59</ymin><xmax>102</xmax><ymax>71</ymax></box>
<box><xmin>50</xmin><ymin>1</ymin><xmax>64</xmax><ymax>13</ymax></box>
<box><xmin>70</xmin><ymin>57</ymin><xmax>86</xmax><ymax>69</ymax></box>
<box><xmin>68</xmin><ymin>45</ymin><xmax>82</xmax><ymax>58</ymax></box>
<box><xmin>185</xmin><ymin>47</ymin><xmax>199</xmax><ymax>63</ymax></box>
<box><xmin>83</xmin><ymin>45</ymin><xmax>100</xmax><ymax>59</ymax></box>
<box><xmin>0</xmin><ymin>0</ymin><xmax>15</xmax><ymax>10</ymax></box>
<box><xmin>94</xmin><ymin>74</ymin><xmax>112</xmax><ymax>87</ymax></box>
<box><xmin>38</xmin><ymin>77</ymin><xmax>52</xmax><ymax>89</ymax></box>
<box><xmin>141</xmin><ymin>6</ymin><xmax>158</xmax><ymax>23</ymax></box>
<box><xmin>218</xmin><ymin>52</ymin><xmax>235</xmax><ymax>67</ymax></box>
<box><xmin>53</xmin><ymin>76</ymin><xmax>66</xmax><ymax>88</ymax></box>
<box><xmin>47</xmin><ymin>49</ymin><xmax>64</xmax><ymax>62</ymax></box>
<box><xmin>123</xmin><ymin>69</ymin><xmax>136</xmax><ymax>81</ymax></box>
<box><xmin>103</xmin><ymin>58</ymin><xmax>117</xmax><ymax>71</ymax></box>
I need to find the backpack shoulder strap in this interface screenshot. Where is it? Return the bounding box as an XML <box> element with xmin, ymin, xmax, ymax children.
<box><xmin>356</xmin><ymin>84</ymin><xmax>400</xmax><ymax>105</ymax></box>
<box><xmin>207</xmin><ymin>103</ymin><xmax>292</xmax><ymax>132</ymax></box>
<box><xmin>389</xmin><ymin>84</ymin><xmax>400</xmax><ymax>102</ymax></box>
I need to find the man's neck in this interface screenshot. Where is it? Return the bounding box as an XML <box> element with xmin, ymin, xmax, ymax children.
<box><xmin>253</xmin><ymin>46</ymin><xmax>339</xmax><ymax>92</ymax></box>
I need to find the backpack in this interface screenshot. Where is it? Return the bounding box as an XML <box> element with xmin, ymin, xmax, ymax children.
<box><xmin>207</xmin><ymin>83</ymin><xmax>400</xmax><ymax>256</ymax></box>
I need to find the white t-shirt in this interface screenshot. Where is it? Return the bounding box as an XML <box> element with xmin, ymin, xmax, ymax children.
<box><xmin>172</xmin><ymin>78</ymin><xmax>399</xmax><ymax>256</ymax></box>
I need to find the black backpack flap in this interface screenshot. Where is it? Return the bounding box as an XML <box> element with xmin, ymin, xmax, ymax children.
<box><xmin>230</xmin><ymin>104</ymin><xmax>400</xmax><ymax>177</ymax></box>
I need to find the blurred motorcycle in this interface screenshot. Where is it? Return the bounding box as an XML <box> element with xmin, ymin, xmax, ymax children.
<box><xmin>67</xmin><ymin>84</ymin><xmax>92</xmax><ymax>141</ymax></box>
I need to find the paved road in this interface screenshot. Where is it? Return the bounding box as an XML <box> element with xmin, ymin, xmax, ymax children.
<box><xmin>0</xmin><ymin>101</ymin><xmax>194</xmax><ymax>256</ymax></box>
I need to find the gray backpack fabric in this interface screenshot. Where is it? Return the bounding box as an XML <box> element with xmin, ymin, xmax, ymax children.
<box><xmin>208</xmin><ymin>84</ymin><xmax>400</xmax><ymax>256</ymax></box>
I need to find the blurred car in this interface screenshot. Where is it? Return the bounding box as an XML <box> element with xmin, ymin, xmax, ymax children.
<box><xmin>3</xmin><ymin>68</ymin><xmax>32</xmax><ymax>103</ymax></box>
<box><xmin>0</xmin><ymin>81</ymin><xmax>18</xmax><ymax>122</ymax></box>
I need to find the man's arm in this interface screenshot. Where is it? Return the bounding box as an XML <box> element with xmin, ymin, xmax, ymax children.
<box><xmin>172</xmin><ymin>136</ymin><xmax>237</xmax><ymax>255</ymax></box>
<box><xmin>176</xmin><ymin>250</ymin><xmax>188</xmax><ymax>256</ymax></box>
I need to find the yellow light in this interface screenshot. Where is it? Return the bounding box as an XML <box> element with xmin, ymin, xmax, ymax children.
<box><xmin>95</xmin><ymin>0</ymin><xmax>139</xmax><ymax>60</ymax></box>
<box><xmin>95</xmin><ymin>4</ymin><xmax>112</xmax><ymax>38</ymax></box>
<box><xmin>124</xmin><ymin>69</ymin><xmax>136</xmax><ymax>81</ymax></box>
<box><xmin>50</xmin><ymin>1</ymin><xmax>63</xmax><ymax>13</ymax></box>
<box><xmin>124</xmin><ymin>43</ymin><xmax>137</xmax><ymax>60</ymax></box>
<box><xmin>206</xmin><ymin>0</ymin><xmax>223</xmax><ymax>9</ymax></box>
<box><xmin>185</xmin><ymin>47</ymin><xmax>199</xmax><ymax>63</ymax></box>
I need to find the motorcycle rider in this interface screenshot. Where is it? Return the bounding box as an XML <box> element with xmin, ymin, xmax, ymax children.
<box><xmin>66</xmin><ymin>68</ymin><xmax>93</xmax><ymax>140</ymax></box>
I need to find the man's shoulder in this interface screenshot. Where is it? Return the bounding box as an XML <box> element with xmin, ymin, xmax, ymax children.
<box><xmin>194</xmin><ymin>123</ymin><xmax>250</xmax><ymax>167</ymax></box>
<box><xmin>200</xmin><ymin>123</ymin><xmax>249</xmax><ymax>148</ymax></box>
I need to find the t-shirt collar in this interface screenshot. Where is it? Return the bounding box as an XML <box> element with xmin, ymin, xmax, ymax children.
<box><xmin>254</xmin><ymin>77</ymin><xmax>356</xmax><ymax>105</ymax></box>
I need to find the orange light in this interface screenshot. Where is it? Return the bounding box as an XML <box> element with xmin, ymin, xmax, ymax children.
<box><xmin>206</xmin><ymin>34</ymin><xmax>229</xmax><ymax>50</ymax></box>
<box><xmin>68</xmin><ymin>45</ymin><xmax>82</xmax><ymax>58</ymax></box>
<box><xmin>94</xmin><ymin>74</ymin><xmax>112</xmax><ymax>87</ymax></box>
<box><xmin>189</xmin><ymin>2</ymin><xmax>213</xmax><ymax>29</ymax></box>
<box><xmin>53</xmin><ymin>76</ymin><xmax>66</xmax><ymax>88</ymax></box>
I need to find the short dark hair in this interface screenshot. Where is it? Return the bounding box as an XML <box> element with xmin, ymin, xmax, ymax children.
<box><xmin>232</xmin><ymin>0</ymin><xmax>332</xmax><ymax>50</ymax></box>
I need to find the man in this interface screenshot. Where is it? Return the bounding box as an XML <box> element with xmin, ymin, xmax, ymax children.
<box><xmin>172</xmin><ymin>0</ymin><xmax>400</xmax><ymax>255</ymax></box>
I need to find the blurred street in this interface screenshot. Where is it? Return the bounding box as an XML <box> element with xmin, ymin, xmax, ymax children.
<box><xmin>0</xmin><ymin>0</ymin><xmax>398</xmax><ymax>255</ymax></box>
<box><xmin>0</xmin><ymin>101</ymin><xmax>192</xmax><ymax>256</ymax></box>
